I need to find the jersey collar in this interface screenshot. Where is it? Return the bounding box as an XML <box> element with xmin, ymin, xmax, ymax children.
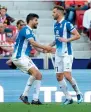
<box><xmin>26</xmin><ymin>25</ymin><xmax>33</xmax><ymax>30</ymax></box>
<box><xmin>59</xmin><ymin>17</ymin><xmax>64</xmax><ymax>24</ymax></box>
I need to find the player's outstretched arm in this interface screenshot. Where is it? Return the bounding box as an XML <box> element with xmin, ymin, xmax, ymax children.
<box><xmin>29</xmin><ymin>39</ymin><xmax>52</xmax><ymax>51</ymax></box>
<box><xmin>33</xmin><ymin>47</ymin><xmax>44</xmax><ymax>53</ymax></box>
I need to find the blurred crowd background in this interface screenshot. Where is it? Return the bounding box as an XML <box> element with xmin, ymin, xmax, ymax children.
<box><xmin>0</xmin><ymin>0</ymin><xmax>91</xmax><ymax>61</ymax></box>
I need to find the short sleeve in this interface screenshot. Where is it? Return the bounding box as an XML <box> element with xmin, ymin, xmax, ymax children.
<box><xmin>24</xmin><ymin>28</ymin><xmax>34</xmax><ymax>40</ymax></box>
<box><xmin>66</xmin><ymin>22</ymin><xmax>75</xmax><ymax>33</ymax></box>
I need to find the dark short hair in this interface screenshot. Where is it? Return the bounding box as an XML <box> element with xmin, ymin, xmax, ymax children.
<box><xmin>26</xmin><ymin>13</ymin><xmax>39</xmax><ymax>24</ymax></box>
<box><xmin>53</xmin><ymin>5</ymin><xmax>65</xmax><ymax>15</ymax></box>
<box><xmin>16</xmin><ymin>20</ymin><xmax>25</xmax><ymax>26</ymax></box>
<box><xmin>54</xmin><ymin>5</ymin><xmax>64</xmax><ymax>11</ymax></box>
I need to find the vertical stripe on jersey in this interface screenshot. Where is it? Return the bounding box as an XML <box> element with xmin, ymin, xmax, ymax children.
<box><xmin>67</xmin><ymin>42</ymin><xmax>72</xmax><ymax>55</ymax></box>
<box><xmin>66</xmin><ymin>23</ymin><xmax>72</xmax><ymax>55</ymax></box>
<box><xmin>62</xmin><ymin>23</ymin><xmax>67</xmax><ymax>54</ymax></box>
<box><xmin>16</xmin><ymin>37</ymin><xmax>25</xmax><ymax>58</ymax></box>
<box><xmin>25</xmin><ymin>42</ymin><xmax>31</xmax><ymax>56</ymax></box>
<box><xmin>21</xmin><ymin>39</ymin><xmax>31</xmax><ymax>56</ymax></box>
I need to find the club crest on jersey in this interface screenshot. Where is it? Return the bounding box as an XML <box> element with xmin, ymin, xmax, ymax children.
<box><xmin>26</xmin><ymin>29</ymin><xmax>30</xmax><ymax>35</ymax></box>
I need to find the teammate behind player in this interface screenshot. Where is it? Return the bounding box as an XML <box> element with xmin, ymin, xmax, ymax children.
<box><xmin>50</xmin><ymin>5</ymin><xmax>83</xmax><ymax>105</ymax></box>
<box><xmin>11</xmin><ymin>13</ymin><xmax>52</xmax><ymax>105</ymax></box>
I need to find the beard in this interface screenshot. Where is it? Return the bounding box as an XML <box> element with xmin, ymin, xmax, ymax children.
<box><xmin>53</xmin><ymin>16</ymin><xmax>58</xmax><ymax>20</ymax></box>
<box><xmin>33</xmin><ymin>25</ymin><xmax>37</xmax><ymax>29</ymax></box>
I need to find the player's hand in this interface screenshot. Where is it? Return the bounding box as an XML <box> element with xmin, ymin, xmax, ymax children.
<box><xmin>44</xmin><ymin>45</ymin><xmax>52</xmax><ymax>51</ymax></box>
<box><xmin>58</xmin><ymin>38</ymin><xmax>68</xmax><ymax>42</ymax></box>
<box><xmin>49</xmin><ymin>48</ymin><xmax>56</xmax><ymax>54</ymax></box>
<box><xmin>43</xmin><ymin>48</ymin><xmax>56</xmax><ymax>54</ymax></box>
<box><xmin>42</xmin><ymin>50</ymin><xmax>48</xmax><ymax>53</ymax></box>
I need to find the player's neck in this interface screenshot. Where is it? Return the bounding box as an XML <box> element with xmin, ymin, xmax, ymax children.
<box><xmin>27</xmin><ymin>24</ymin><xmax>33</xmax><ymax>29</ymax></box>
<box><xmin>57</xmin><ymin>16</ymin><xmax>64</xmax><ymax>23</ymax></box>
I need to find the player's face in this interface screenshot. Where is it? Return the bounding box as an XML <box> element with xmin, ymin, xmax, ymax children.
<box><xmin>32</xmin><ymin>18</ymin><xmax>38</xmax><ymax>29</ymax></box>
<box><xmin>52</xmin><ymin>8</ymin><xmax>59</xmax><ymax>20</ymax></box>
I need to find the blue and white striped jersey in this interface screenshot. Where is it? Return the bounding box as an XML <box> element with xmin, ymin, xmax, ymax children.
<box><xmin>54</xmin><ymin>18</ymin><xmax>75</xmax><ymax>56</ymax></box>
<box><xmin>12</xmin><ymin>25</ymin><xmax>36</xmax><ymax>59</ymax></box>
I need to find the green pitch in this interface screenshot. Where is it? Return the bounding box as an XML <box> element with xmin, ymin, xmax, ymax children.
<box><xmin>0</xmin><ymin>102</ymin><xmax>91</xmax><ymax>112</ymax></box>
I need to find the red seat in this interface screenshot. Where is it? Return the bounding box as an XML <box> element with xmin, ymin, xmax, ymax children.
<box><xmin>76</xmin><ymin>11</ymin><xmax>85</xmax><ymax>29</ymax></box>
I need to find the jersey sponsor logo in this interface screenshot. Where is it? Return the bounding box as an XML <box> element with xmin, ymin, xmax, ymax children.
<box><xmin>55</xmin><ymin>30</ymin><xmax>60</xmax><ymax>39</ymax></box>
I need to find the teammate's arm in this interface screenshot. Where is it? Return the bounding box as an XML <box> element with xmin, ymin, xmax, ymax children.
<box><xmin>29</xmin><ymin>38</ymin><xmax>52</xmax><ymax>51</ymax></box>
<box><xmin>67</xmin><ymin>29</ymin><xmax>80</xmax><ymax>42</ymax></box>
<box><xmin>58</xmin><ymin>22</ymin><xmax>80</xmax><ymax>42</ymax></box>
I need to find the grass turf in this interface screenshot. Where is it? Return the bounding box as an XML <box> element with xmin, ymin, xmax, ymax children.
<box><xmin>0</xmin><ymin>102</ymin><xmax>91</xmax><ymax>112</ymax></box>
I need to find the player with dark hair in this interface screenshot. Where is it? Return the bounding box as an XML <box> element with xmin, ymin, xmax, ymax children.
<box><xmin>11</xmin><ymin>13</ymin><xmax>52</xmax><ymax>105</ymax></box>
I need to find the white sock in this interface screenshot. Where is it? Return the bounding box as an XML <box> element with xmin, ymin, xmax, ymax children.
<box><xmin>33</xmin><ymin>80</ymin><xmax>41</xmax><ymax>101</ymax></box>
<box><xmin>70</xmin><ymin>77</ymin><xmax>81</xmax><ymax>95</ymax></box>
<box><xmin>59</xmin><ymin>79</ymin><xmax>72</xmax><ymax>100</ymax></box>
<box><xmin>22</xmin><ymin>75</ymin><xmax>35</xmax><ymax>96</ymax></box>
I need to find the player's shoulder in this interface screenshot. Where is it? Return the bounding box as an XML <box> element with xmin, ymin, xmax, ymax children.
<box><xmin>63</xmin><ymin>20</ymin><xmax>72</xmax><ymax>25</ymax></box>
<box><xmin>22</xmin><ymin>26</ymin><xmax>31</xmax><ymax>31</ymax></box>
<box><xmin>20</xmin><ymin>26</ymin><xmax>32</xmax><ymax>34</ymax></box>
<box><xmin>54</xmin><ymin>20</ymin><xmax>71</xmax><ymax>26</ymax></box>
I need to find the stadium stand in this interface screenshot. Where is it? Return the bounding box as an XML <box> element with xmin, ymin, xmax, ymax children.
<box><xmin>0</xmin><ymin>1</ymin><xmax>91</xmax><ymax>59</ymax></box>
<box><xmin>76</xmin><ymin>10</ymin><xmax>85</xmax><ymax>29</ymax></box>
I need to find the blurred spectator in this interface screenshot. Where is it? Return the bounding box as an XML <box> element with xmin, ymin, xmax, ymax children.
<box><xmin>0</xmin><ymin>22</ymin><xmax>13</xmax><ymax>56</ymax></box>
<box><xmin>13</xmin><ymin>19</ymin><xmax>26</xmax><ymax>41</ymax></box>
<box><xmin>16</xmin><ymin>19</ymin><xmax>26</xmax><ymax>31</ymax></box>
<box><xmin>5</xmin><ymin>28</ymin><xmax>14</xmax><ymax>42</ymax></box>
<box><xmin>83</xmin><ymin>1</ymin><xmax>91</xmax><ymax>37</ymax></box>
<box><xmin>65</xmin><ymin>0</ymin><xmax>88</xmax><ymax>24</ymax></box>
<box><xmin>54</xmin><ymin>0</ymin><xmax>65</xmax><ymax>7</ymax></box>
<box><xmin>83</xmin><ymin>1</ymin><xmax>91</xmax><ymax>29</ymax></box>
<box><xmin>65</xmin><ymin>0</ymin><xmax>75</xmax><ymax>23</ymax></box>
<box><xmin>75</xmin><ymin>0</ymin><xmax>88</xmax><ymax>10</ymax></box>
<box><xmin>0</xmin><ymin>6</ymin><xmax>15</xmax><ymax>26</ymax></box>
